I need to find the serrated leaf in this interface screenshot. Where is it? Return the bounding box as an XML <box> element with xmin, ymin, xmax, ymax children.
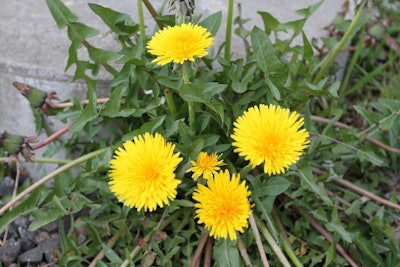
<box><xmin>70</xmin><ymin>78</ymin><xmax>98</xmax><ymax>133</ymax></box>
<box><xmin>214</xmin><ymin>239</ymin><xmax>240</xmax><ymax>267</ymax></box>
<box><xmin>379</xmin><ymin>114</ymin><xmax>398</xmax><ymax>131</ymax></box>
<box><xmin>258</xmin><ymin>11</ymin><xmax>285</xmax><ymax>34</ymax></box>
<box><xmin>89</xmin><ymin>3</ymin><xmax>137</xmax><ymax>35</ymax></box>
<box><xmin>253</xmin><ymin>176</ymin><xmax>291</xmax><ymax>197</ymax></box>
<box><xmin>88</xmin><ymin>47</ymin><xmax>120</xmax><ymax>64</ymax></box>
<box><xmin>122</xmin><ymin>116</ymin><xmax>166</xmax><ymax>141</ymax></box>
<box><xmin>179</xmin><ymin>82</ymin><xmax>227</xmax><ymax>103</ymax></box>
<box><xmin>298</xmin><ymin>162</ymin><xmax>333</xmax><ymax>206</ymax></box>
<box><xmin>199</xmin><ymin>11</ymin><xmax>222</xmax><ymax>37</ymax></box>
<box><xmin>325</xmin><ymin>209</ymin><xmax>352</xmax><ymax>243</ymax></box>
<box><xmin>46</xmin><ymin>0</ymin><xmax>78</xmax><ymax>29</ymax></box>
<box><xmin>251</xmin><ymin>27</ymin><xmax>281</xmax><ymax>75</ymax></box>
<box><xmin>68</xmin><ymin>22</ymin><xmax>100</xmax><ymax>43</ymax></box>
<box><xmin>296</xmin><ymin>0</ymin><xmax>323</xmax><ymax>18</ymax></box>
<box><xmin>0</xmin><ymin>187</ymin><xmax>46</xmax><ymax>233</ymax></box>
<box><xmin>302</xmin><ymin>31</ymin><xmax>314</xmax><ymax>58</ymax></box>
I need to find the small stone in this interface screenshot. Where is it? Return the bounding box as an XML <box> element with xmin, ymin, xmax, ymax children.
<box><xmin>39</xmin><ymin>234</ymin><xmax>60</xmax><ymax>262</ymax></box>
<box><xmin>0</xmin><ymin>238</ymin><xmax>21</xmax><ymax>265</ymax></box>
<box><xmin>14</xmin><ymin>216</ymin><xmax>29</xmax><ymax>229</ymax></box>
<box><xmin>0</xmin><ymin>176</ymin><xmax>14</xmax><ymax>197</ymax></box>
<box><xmin>34</xmin><ymin>231</ymin><xmax>50</xmax><ymax>244</ymax></box>
<box><xmin>41</xmin><ymin>221</ymin><xmax>58</xmax><ymax>233</ymax></box>
<box><xmin>17</xmin><ymin>246</ymin><xmax>43</xmax><ymax>264</ymax></box>
<box><xmin>18</xmin><ymin>227</ymin><xmax>36</xmax><ymax>251</ymax></box>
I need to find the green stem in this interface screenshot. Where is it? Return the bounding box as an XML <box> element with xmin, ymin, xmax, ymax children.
<box><xmin>225</xmin><ymin>0</ymin><xmax>234</xmax><ymax>60</ymax></box>
<box><xmin>142</xmin><ymin>0</ymin><xmax>164</xmax><ymax>29</ymax></box>
<box><xmin>272</xmin><ymin>209</ymin><xmax>304</xmax><ymax>267</ymax></box>
<box><xmin>137</xmin><ymin>0</ymin><xmax>146</xmax><ymax>41</ymax></box>
<box><xmin>239</xmin><ymin>163</ymin><xmax>254</xmax><ymax>178</ymax></box>
<box><xmin>0</xmin><ymin>147</ymin><xmax>109</xmax><ymax>216</ymax></box>
<box><xmin>0</xmin><ymin>157</ymin><xmax>71</xmax><ymax>164</ymax></box>
<box><xmin>313</xmin><ymin>4</ymin><xmax>364</xmax><ymax>84</ymax></box>
<box><xmin>164</xmin><ymin>88</ymin><xmax>178</xmax><ymax>118</ymax></box>
<box><xmin>182</xmin><ymin>62</ymin><xmax>194</xmax><ymax>129</ymax></box>
<box><xmin>254</xmin><ymin>214</ymin><xmax>292</xmax><ymax>267</ymax></box>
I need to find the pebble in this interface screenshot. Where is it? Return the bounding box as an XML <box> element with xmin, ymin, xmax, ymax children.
<box><xmin>0</xmin><ymin>176</ymin><xmax>14</xmax><ymax>197</ymax></box>
<box><xmin>0</xmin><ymin>238</ymin><xmax>21</xmax><ymax>266</ymax></box>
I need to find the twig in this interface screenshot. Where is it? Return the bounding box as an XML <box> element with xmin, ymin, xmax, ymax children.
<box><xmin>32</xmin><ymin>125</ymin><xmax>70</xmax><ymax>150</ymax></box>
<box><xmin>254</xmin><ymin>215</ymin><xmax>291</xmax><ymax>267</ymax></box>
<box><xmin>89</xmin><ymin>230</ymin><xmax>123</xmax><ymax>267</ymax></box>
<box><xmin>326</xmin><ymin>189</ymin><xmax>352</xmax><ymax>207</ymax></box>
<box><xmin>190</xmin><ymin>232</ymin><xmax>209</xmax><ymax>267</ymax></box>
<box><xmin>0</xmin><ymin>157</ymin><xmax>70</xmax><ymax>164</ymax></box>
<box><xmin>0</xmin><ymin>148</ymin><xmax>108</xmax><ymax>216</ymax></box>
<box><xmin>312</xmin><ymin>167</ymin><xmax>400</xmax><ymax>211</ymax></box>
<box><xmin>293</xmin><ymin>206</ymin><xmax>359</xmax><ymax>267</ymax></box>
<box><xmin>310</xmin><ymin>115</ymin><xmax>400</xmax><ymax>155</ymax></box>
<box><xmin>335</xmin><ymin>178</ymin><xmax>400</xmax><ymax>211</ymax></box>
<box><xmin>204</xmin><ymin>235</ymin><xmax>213</xmax><ymax>267</ymax></box>
<box><xmin>237</xmin><ymin>235</ymin><xmax>252</xmax><ymax>266</ymax></box>
<box><xmin>249</xmin><ymin>213</ymin><xmax>270</xmax><ymax>267</ymax></box>
<box><xmin>52</xmin><ymin>97</ymin><xmax>112</xmax><ymax>109</ymax></box>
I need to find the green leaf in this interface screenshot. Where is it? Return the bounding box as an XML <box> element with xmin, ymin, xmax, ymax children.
<box><xmin>265</xmin><ymin>77</ymin><xmax>281</xmax><ymax>101</ymax></box>
<box><xmin>68</xmin><ymin>22</ymin><xmax>100</xmax><ymax>43</ymax></box>
<box><xmin>258</xmin><ymin>11</ymin><xmax>285</xmax><ymax>34</ymax></box>
<box><xmin>251</xmin><ymin>27</ymin><xmax>281</xmax><ymax>75</ymax></box>
<box><xmin>325</xmin><ymin>209</ymin><xmax>353</xmax><ymax>243</ymax></box>
<box><xmin>46</xmin><ymin>0</ymin><xmax>78</xmax><ymax>29</ymax></box>
<box><xmin>89</xmin><ymin>3</ymin><xmax>138</xmax><ymax>35</ymax></box>
<box><xmin>0</xmin><ymin>186</ymin><xmax>46</xmax><ymax>233</ymax></box>
<box><xmin>88</xmin><ymin>47</ymin><xmax>120</xmax><ymax>64</ymax></box>
<box><xmin>199</xmin><ymin>11</ymin><xmax>222</xmax><ymax>36</ymax></box>
<box><xmin>298</xmin><ymin>162</ymin><xmax>333</xmax><ymax>206</ymax></box>
<box><xmin>122</xmin><ymin>116</ymin><xmax>166</xmax><ymax>141</ymax></box>
<box><xmin>296</xmin><ymin>1</ymin><xmax>323</xmax><ymax>18</ymax></box>
<box><xmin>179</xmin><ymin>82</ymin><xmax>227</xmax><ymax>103</ymax></box>
<box><xmin>214</xmin><ymin>239</ymin><xmax>240</xmax><ymax>267</ymax></box>
<box><xmin>70</xmin><ymin>78</ymin><xmax>98</xmax><ymax>133</ymax></box>
<box><xmin>302</xmin><ymin>31</ymin><xmax>314</xmax><ymax>58</ymax></box>
<box><xmin>252</xmin><ymin>176</ymin><xmax>291</xmax><ymax>197</ymax></box>
<box><xmin>101</xmin><ymin>243</ymin><xmax>123</xmax><ymax>264</ymax></box>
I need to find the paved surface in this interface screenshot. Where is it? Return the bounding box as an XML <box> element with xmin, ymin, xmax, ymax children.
<box><xmin>0</xmin><ymin>0</ymin><xmax>348</xmax><ymax>177</ymax></box>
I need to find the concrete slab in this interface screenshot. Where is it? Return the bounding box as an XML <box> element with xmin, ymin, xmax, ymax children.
<box><xmin>0</xmin><ymin>0</ymin><xmax>348</xmax><ymax>178</ymax></box>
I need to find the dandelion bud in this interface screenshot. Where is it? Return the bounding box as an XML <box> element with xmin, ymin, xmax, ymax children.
<box><xmin>13</xmin><ymin>82</ymin><xmax>59</xmax><ymax>114</ymax></box>
<box><xmin>0</xmin><ymin>132</ymin><xmax>37</xmax><ymax>160</ymax></box>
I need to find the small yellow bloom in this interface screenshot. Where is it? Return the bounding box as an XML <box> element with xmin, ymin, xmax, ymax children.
<box><xmin>193</xmin><ymin>170</ymin><xmax>251</xmax><ymax>240</ymax></box>
<box><xmin>109</xmin><ymin>133</ymin><xmax>182</xmax><ymax>212</ymax></box>
<box><xmin>147</xmin><ymin>23</ymin><xmax>214</xmax><ymax>66</ymax></box>
<box><xmin>187</xmin><ymin>152</ymin><xmax>224</xmax><ymax>180</ymax></box>
<box><xmin>231</xmin><ymin>104</ymin><xmax>310</xmax><ymax>176</ymax></box>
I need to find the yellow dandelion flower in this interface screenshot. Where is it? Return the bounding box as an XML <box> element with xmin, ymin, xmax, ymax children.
<box><xmin>193</xmin><ymin>170</ymin><xmax>251</xmax><ymax>240</ymax></box>
<box><xmin>147</xmin><ymin>23</ymin><xmax>214</xmax><ymax>66</ymax></box>
<box><xmin>109</xmin><ymin>133</ymin><xmax>182</xmax><ymax>212</ymax></box>
<box><xmin>187</xmin><ymin>152</ymin><xmax>225</xmax><ymax>180</ymax></box>
<box><xmin>231</xmin><ymin>104</ymin><xmax>310</xmax><ymax>176</ymax></box>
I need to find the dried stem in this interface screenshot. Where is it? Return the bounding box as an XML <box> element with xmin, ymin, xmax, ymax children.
<box><xmin>237</xmin><ymin>235</ymin><xmax>252</xmax><ymax>266</ymax></box>
<box><xmin>52</xmin><ymin>97</ymin><xmax>112</xmax><ymax>109</ymax></box>
<box><xmin>293</xmin><ymin>206</ymin><xmax>359</xmax><ymax>267</ymax></box>
<box><xmin>190</xmin><ymin>232</ymin><xmax>209</xmax><ymax>267</ymax></box>
<box><xmin>335</xmin><ymin>178</ymin><xmax>400</xmax><ymax>211</ymax></box>
<box><xmin>310</xmin><ymin>115</ymin><xmax>400</xmax><ymax>155</ymax></box>
<box><xmin>249</xmin><ymin>213</ymin><xmax>270</xmax><ymax>267</ymax></box>
<box><xmin>204</xmin><ymin>235</ymin><xmax>213</xmax><ymax>267</ymax></box>
<box><xmin>326</xmin><ymin>189</ymin><xmax>352</xmax><ymax>207</ymax></box>
<box><xmin>0</xmin><ymin>148</ymin><xmax>109</xmax><ymax>216</ymax></box>
<box><xmin>32</xmin><ymin>125</ymin><xmax>70</xmax><ymax>150</ymax></box>
<box><xmin>88</xmin><ymin>230</ymin><xmax>123</xmax><ymax>267</ymax></box>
